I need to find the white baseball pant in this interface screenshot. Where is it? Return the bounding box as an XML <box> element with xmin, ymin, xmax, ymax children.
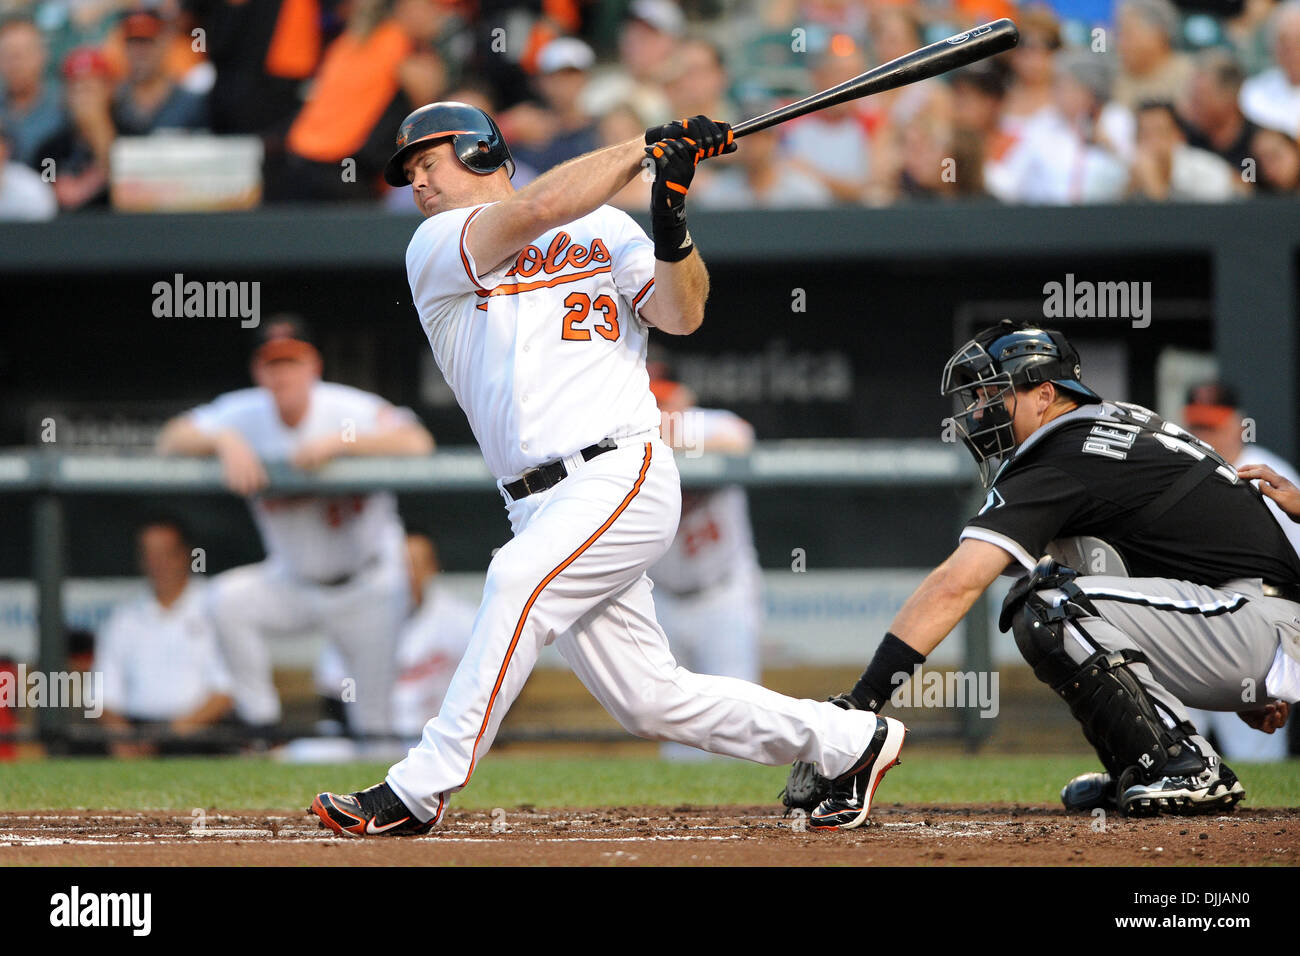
<box><xmin>208</xmin><ymin>530</ymin><xmax>409</xmax><ymax>736</ymax></box>
<box><xmin>385</xmin><ymin>436</ymin><xmax>876</xmax><ymax>823</ymax></box>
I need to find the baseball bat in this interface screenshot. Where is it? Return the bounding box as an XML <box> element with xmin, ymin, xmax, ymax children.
<box><xmin>731</xmin><ymin>18</ymin><xmax>1019</xmax><ymax>139</ymax></box>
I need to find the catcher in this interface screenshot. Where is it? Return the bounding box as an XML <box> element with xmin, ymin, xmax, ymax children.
<box><xmin>784</xmin><ymin>321</ymin><xmax>1300</xmax><ymax>817</ymax></box>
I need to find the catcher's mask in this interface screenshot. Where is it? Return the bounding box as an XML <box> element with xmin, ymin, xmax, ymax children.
<box><xmin>383</xmin><ymin>101</ymin><xmax>515</xmax><ymax>187</ymax></box>
<box><xmin>941</xmin><ymin>321</ymin><xmax>1101</xmax><ymax>487</ymax></box>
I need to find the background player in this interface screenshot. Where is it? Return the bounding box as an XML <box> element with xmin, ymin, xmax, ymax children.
<box><xmin>97</xmin><ymin>517</ymin><xmax>234</xmax><ymax>757</ymax></box>
<box><xmin>156</xmin><ymin>317</ymin><xmax>435</xmax><ymax>739</ymax></box>
<box><xmin>786</xmin><ymin>321</ymin><xmax>1300</xmax><ymax>817</ymax></box>
<box><xmin>314</xmin><ymin>533</ymin><xmax>477</xmax><ymax>741</ymax></box>
<box><xmin>646</xmin><ymin>365</ymin><xmax>765</xmax><ymax>761</ymax></box>
<box><xmin>1182</xmin><ymin>381</ymin><xmax>1300</xmax><ymax>761</ymax></box>
<box><xmin>310</xmin><ymin>101</ymin><xmax>904</xmax><ymax>836</ymax></box>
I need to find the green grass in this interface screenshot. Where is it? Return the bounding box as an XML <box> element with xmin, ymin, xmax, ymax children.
<box><xmin>2</xmin><ymin>754</ymin><xmax>1298</xmax><ymax>811</ymax></box>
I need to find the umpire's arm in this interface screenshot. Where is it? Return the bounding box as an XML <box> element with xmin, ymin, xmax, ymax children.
<box><xmin>888</xmin><ymin>539</ymin><xmax>1012</xmax><ymax>655</ymax></box>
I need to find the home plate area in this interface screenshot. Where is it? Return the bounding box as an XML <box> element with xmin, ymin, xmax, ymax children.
<box><xmin>1</xmin><ymin>805</ymin><xmax>1297</xmax><ymax>865</ymax></box>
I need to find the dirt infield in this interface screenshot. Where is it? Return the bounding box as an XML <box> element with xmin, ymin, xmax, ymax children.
<box><xmin>2</xmin><ymin>804</ymin><xmax>1297</xmax><ymax>865</ymax></box>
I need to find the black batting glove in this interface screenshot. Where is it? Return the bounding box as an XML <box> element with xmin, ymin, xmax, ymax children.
<box><xmin>645</xmin><ymin>137</ymin><xmax>699</xmax><ymax>262</ymax></box>
<box><xmin>644</xmin><ymin>115</ymin><xmax>737</xmax><ymax>159</ymax></box>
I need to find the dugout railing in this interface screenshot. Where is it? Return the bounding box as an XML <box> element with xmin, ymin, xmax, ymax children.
<box><xmin>1</xmin><ymin>441</ymin><xmax>992</xmax><ymax>749</ymax></box>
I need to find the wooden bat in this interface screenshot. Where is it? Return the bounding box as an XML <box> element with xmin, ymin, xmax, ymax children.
<box><xmin>731</xmin><ymin>19</ymin><xmax>1020</xmax><ymax>139</ymax></box>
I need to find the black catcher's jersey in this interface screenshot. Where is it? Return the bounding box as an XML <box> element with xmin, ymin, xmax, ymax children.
<box><xmin>961</xmin><ymin>402</ymin><xmax>1300</xmax><ymax>586</ymax></box>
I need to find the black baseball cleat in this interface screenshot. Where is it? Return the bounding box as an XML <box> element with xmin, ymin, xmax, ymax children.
<box><xmin>811</xmin><ymin>715</ymin><xmax>907</xmax><ymax>830</ymax></box>
<box><xmin>1117</xmin><ymin>760</ymin><xmax>1245</xmax><ymax>817</ymax></box>
<box><xmin>309</xmin><ymin>782</ymin><xmax>435</xmax><ymax>837</ymax></box>
<box><xmin>1061</xmin><ymin>771</ymin><xmax>1117</xmax><ymax>812</ymax></box>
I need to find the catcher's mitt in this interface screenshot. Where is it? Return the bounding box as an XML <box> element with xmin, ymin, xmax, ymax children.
<box><xmin>779</xmin><ymin>695</ymin><xmax>856</xmax><ymax>814</ymax></box>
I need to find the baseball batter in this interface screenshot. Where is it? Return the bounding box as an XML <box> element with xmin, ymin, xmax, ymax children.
<box><xmin>310</xmin><ymin>102</ymin><xmax>905</xmax><ymax>835</ymax></box>
<box><xmin>647</xmin><ymin>372</ymin><xmax>764</xmax><ymax>761</ymax></box>
<box><xmin>157</xmin><ymin>318</ymin><xmax>435</xmax><ymax>738</ymax></box>
<box><xmin>783</xmin><ymin>321</ymin><xmax>1300</xmax><ymax>818</ymax></box>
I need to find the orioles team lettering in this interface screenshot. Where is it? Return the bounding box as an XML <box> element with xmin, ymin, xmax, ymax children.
<box><xmin>507</xmin><ymin>232</ymin><xmax>611</xmax><ymax>278</ymax></box>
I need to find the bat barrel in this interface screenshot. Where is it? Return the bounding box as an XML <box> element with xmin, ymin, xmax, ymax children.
<box><xmin>732</xmin><ymin>18</ymin><xmax>1019</xmax><ymax>139</ymax></box>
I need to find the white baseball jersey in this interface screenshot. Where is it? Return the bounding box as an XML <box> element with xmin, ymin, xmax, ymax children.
<box><xmin>406</xmin><ymin>201</ymin><xmax>662</xmax><ymax>479</ymax></box>
<box><xmin>650</xmin><ymin>408</ymin><xmax>761</xmax><ymax>594</ymax></box>
<box><xmin>97</xmin><ymin>578</ymin><xmax>233</xmax><ymax>721</ymax></box>
<box><xmin>189</xmin><ymin>382</ymin><xmax>408</xmax><ymax>582</ymax></box>
<box><xmin>392</xmin><ymin>582</ymin><xmax>479</xmax><ymax>738</ymax></box>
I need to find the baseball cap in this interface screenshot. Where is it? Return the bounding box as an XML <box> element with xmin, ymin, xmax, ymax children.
<box><xmin>628</xmin><ymin>0</ymin><xmax>685</xmax><ymax>37</ymax></box>
<box><xmin>253</xmin><ymin>315</ymin><xmax>320</xmax><ymax>364</ymax></box>
<box><xmin>537</xmin><ymin>36</ymin><xmax>595</xmax><ymax>75</ymax></box>
<box><xmin>61</xmin><ymin>47</ymin><xmax>113</xmax><ymax>80</ymax></box>
<box><xmin>122</xmin><ymin>10</ymin><xmax>163</xmax><ymax>40</ymax></box>
<box><xmin>1184</xmin><ymin>382</ymin><xmax>1240</xmax><ymax>428</ymax></box>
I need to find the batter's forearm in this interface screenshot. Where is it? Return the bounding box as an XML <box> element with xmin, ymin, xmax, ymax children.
<box><xmin>888</xmin><ymin>570</ymin><xmax>983</xmax><ymax>656</ymax></box>
<box><xmin>514</xmin><ymin>140</ymin><xmax>645</xmax><ymax>233</ymax></box>
<box><xmin>469</xmin><ymin>140</ymin><xmax>646</xmax><ymax>272</ymax></box>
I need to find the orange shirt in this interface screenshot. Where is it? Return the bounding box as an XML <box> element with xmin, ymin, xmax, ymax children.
<box><xmin>287</xmin><ymin>20</ymin><xmax>412</xmax><ymax>162</ymax></box>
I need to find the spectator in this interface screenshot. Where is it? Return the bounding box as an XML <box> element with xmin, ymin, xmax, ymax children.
<box><xmin>1250</xmin><ymin>123</ymin><xmax>1300</xmax><ymax>191</ymax></box>
<box><xmin>1002</xmin><ymin>3</ymin><xmax>1064</xmax><ymax>137</ymax></box>
<box><xmin>34</xmin><ymin>46</ymin><xmax>116</xmax><ymax>211</ymax></box>
<box><xmin>1226</xmin><ymin>0</ymin><xmax>1280</xmax><ymax>76</ymax></box>
<box><xmin>1240</xmin><ymin>0</ymin><xmax>1300</xmax><ymax>137</ymax></box>
<box><xmin>273</xmin><ymin>0</ymin><xmax>422</xmax><ymax>201</ymax></box>
<box><xmin>782</xmin><ymin>44</ymin><xmax>873</xmax><ymax>203</ymax></box>
<box><xmin>867</xmin><ymin>6</ymin><xmax>951</xmax><ymax>129</ymax></box>
<box><xmin>0</xmin><ymin>112</ymin><xmax>55</xmax><ymax>219</ymax></box>
<box><xmin>1181</xmin><ymin>381</ymin><xmax>1299</xmax><ymax>762</ymax></box>
<box><xmin>691</xmin><ymin>120</ymin><xmax>831</xmax><ymax>209</ymax></box>
<box><xmin>314</xmin><ymin>532</ymin><xmax>476</xmax><ymax>741</ymax></box>
<box><xmin>1113</xmin><ymin>0</ymin><xmax>1194</xmax><ymax>109</ymax></box>
<box><xmin>1129</xmin><ymin>99</ymin><xmax>1240</xmax><ymax>200</ymax></box>
<box><xmin>585</xmin><ymin>0</ymin><xmax>677</xmax><ymax>122</ymax></box>
<box><xmin>1046</xmin><ymin>50</ymin><xmax>1130</xmax><ymax>202</ymax></box>
<box><xmin>97</xmin><ymin>517</ymin><xmax>236</xmax><ymax>758</ymax></box>
<box><xmin>896</xmin><ymin>115</ymin><xmax>961</xmax><ymax>201</ymax></box>
<box><xmin>951</xmin><ymin>59</ymin><xmax>1030</xmax><ymax>201</ymax></box>
<box><xmin>186</xmin><ymin>0</ymin><xmax>324</xmax><ymax>138</ymax></box>
<box><xmin>663</xmin><ymin>35</ymin><xmax>736</xmax><ymax>123</ymax></box>
<box><xmin>0</xmin><ymin>16</ymin><xmax>63</xmax><ymax>167</ymax></box>
<box><xmin>112</xmin><ymin>9</ymin><xmax>208</xmax><ymax>135</ymax></box>
<box><xmin>504</xmin><ymin>36</ymin><xmax>600</xmax><ymax>174</ymax></box>
<box><xmin>155</xmin><ymin>316</ymin><xmax>434</xmax><ymax>738</ymax></box>
<box><xmin>1183</xmin><ymin>48</ymin><xmax>1258</xmax><ymax>171</ymax></box>
<box><xmin>598</xmin><ymin>100</ymin><xmax>651</xmax><ymax>210</ymax></box>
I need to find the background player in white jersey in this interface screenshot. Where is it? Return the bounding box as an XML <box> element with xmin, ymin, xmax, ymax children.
<box><xmin>98</xmin><ymin>517</ymin><xmax>234</xmax><ymax>757</ymax></box>
<box><xmin>310</xmin><ymin>101</ymin><xmax>905</xmax><ymax>836</ymax></box>
<box><xmin>314</xmin><ymin>532</ymin><xmax>477</xmax><ymax>740</ymax></box>
<box><xmin>646</xmin><ymin>367</ymin><xmax>765</xmax><ymax>761</ymax></box>
<box><xmin>1182</xmin><ymin>381</ymin><xmax>1300</xmax><ymax>761</ymax></box>
<box><xmin>157</xmin><ymin>317</ymin><xmax>435</xmax><ymax>738</ymax></box>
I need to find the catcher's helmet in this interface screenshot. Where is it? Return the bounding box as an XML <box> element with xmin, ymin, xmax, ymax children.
<box><xmin>941</xmin><ymin>320</ymin><xmax>1101</xmax><ymax>486</ymax></box>
<box><xmin>383</xmin><ymin>101</ymin><xmax>515</xmax><ymax>187</ymax></box>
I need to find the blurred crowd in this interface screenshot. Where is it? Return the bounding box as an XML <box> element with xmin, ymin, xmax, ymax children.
<box><xmin>2</xmin><ymin>0</ymin><xmax>1300</xmax><ymax>219</ymax></box>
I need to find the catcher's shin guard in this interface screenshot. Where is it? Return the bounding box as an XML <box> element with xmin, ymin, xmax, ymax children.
<box><xmin>1005</xmin><ymin>558</ymin><xmax>1203</xmax><ymax>782</ymax></box>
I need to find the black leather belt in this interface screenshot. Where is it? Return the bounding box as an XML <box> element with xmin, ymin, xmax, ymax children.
<box><xmin>503</xmin><ymin>438</ymin><xmax>619</xmax><ymax>501</ymax></box>
<box><xmin>1261</xmin><ymin>582</ymin><xmax>1300</xmax><ymax>604</ymax></box>
<box><xmin>307</xmin><ymin>555</ymin><xmax>380</xmax><ymax>588</ymax></box>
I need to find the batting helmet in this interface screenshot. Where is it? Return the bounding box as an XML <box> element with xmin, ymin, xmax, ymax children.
<box><xmin>941</xmin><ymin>320</ymin><xmax>1101</xmax><ymax>486</ymax></box>
<box><xmin>383</xmin><ymin>101</ymin><xmax>515</xmax><ymax>188</ymax></box>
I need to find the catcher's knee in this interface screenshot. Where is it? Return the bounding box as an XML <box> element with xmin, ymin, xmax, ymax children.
<box><xmin>1004</xmin><ymin>558</ymin><xmax>1196</xmax><ymax>778</ymax></box>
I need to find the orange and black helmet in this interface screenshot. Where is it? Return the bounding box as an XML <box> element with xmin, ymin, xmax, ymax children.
<box><xmin>383</xmin><ymin>101</ymin><xmax>515</xmax><ymax>187</ymax></box>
